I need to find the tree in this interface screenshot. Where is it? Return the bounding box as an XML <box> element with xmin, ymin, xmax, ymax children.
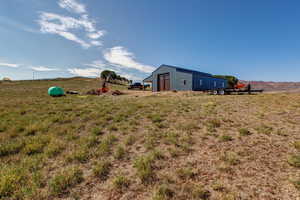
<box><xmin>213</xmin><ymin>75</ymin><xmax>238</xmax><ymax>89</ymax></box>
<box><xmin>101</xmin><ymin>70</ymin><xmax>117</xmax><ymax>80</ymax></box>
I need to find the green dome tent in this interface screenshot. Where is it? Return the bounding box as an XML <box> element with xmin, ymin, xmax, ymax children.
<box><xmin>48</xmin><ymin>86</ymin><xmax>64</xmax><ymax>97</ymax></box>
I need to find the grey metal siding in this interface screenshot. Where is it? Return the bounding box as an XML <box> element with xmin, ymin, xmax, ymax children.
<box><xmin>174</xmin><ymin>69</ymin><xmax>193</xmax><ymax>91</ymax></box>
<box><xmin>148</xmin><ymin>64</ymin><xmax>227</xmax><ymax>92</ymax></box>
<box><xmin>152</xmin><ymin>66</ymin><xmax>176</xmax><ymax>92</ymax></box>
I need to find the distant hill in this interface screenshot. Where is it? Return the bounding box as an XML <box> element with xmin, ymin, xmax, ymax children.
<box><xmin>240</xmin><ymin>80</ymin><xmax>300</xmax><ymax>92</ymax></box>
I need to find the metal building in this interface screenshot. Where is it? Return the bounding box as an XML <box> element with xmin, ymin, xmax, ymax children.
<box><xmin>143</xmin><ymin>64</ymin><xmax>227</xmax><ymax>92</ymax></box>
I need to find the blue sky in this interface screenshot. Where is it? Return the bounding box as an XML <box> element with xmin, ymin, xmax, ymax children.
<box><xmin>1</xmin><ymin>0</ymin><xmax>300</xmax><ymax>81</ymax></box>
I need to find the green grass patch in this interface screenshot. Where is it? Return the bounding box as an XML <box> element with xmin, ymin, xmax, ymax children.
<box><xmin>49</xmin><ymin>167</ymin><xmax>83</xmax><ymax>196</ymax></box>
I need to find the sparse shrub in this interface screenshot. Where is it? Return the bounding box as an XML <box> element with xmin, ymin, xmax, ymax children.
<box><xmin>164</xmin><ymin>132</ymin><xmax>179</xmax><ymax>145</ymax></box>
<box><xmin>66</xmin><ymin>148</ymin><xmax>89</xmax><ymax>163</ymax></box>
<box><xmin>0</xmin><ymin>166</ymin><xmax>26</xmax><ymax>198</ymax></box>
<box><xmin>292</xmin><ymin>180</ymin><xmax>300</xmax><ymax>190</ymax></box>
<box><xmin>239</xmin><ymin>128</ymin><xmax>252</xmax><ymax>136</ymax></box>
<box><xmin>46</xmin><ymin>140</ymin><xmax>64</xmax><ymax>157</ymax></box>
<box><xmin>256</xmin><ymin>124</ymin><xmax>273</xmax><ymax>135</ymax></box>
<box><xmin>168</xmin><ymin>147</ymin><xmax>180</xmax><ymax>158</ymax></box>
<box><xmin>124</xmin><ymin>135</ymin><xmax>136</xmax><ymax>146</ymax></box>
<box><xmin>148</xmin><ymin>114</ymin><xmax>164</xmax><ymax>123</ymax></box>
<box><xmin>222</xmin><ymin>151</ymin><xmax>240</xmax><ymax>165</ymax></box>
<box><xmin>98</xmin><ymin>134</ymin><xmax>117</xmax><ymax>156</ymax></box>
<box><xmin>0</xmin><ymin>140</ymin><xmax>24</xmax><ymax>157</ymax></box>
<box><xmin>153</xmin><ymin>184</ymin><xmax>174</xmax><ymax>200</ymax></box>
<box><xmin>219</xmin><ymin>135</ymin><xmax>233</xmax><ymax>142</ymax></box>
<box><xmin>24</xmin><ymin>123</ymin><xmax>40</xmax><ymax>136</ymax></box>
<box><xmin>49</xmin><ymin>167</ymin><xmax>83</xmax><ymax>196</ymax></box>
<box><xmin>93</xmin><ymin>160</ymin><xmax>111</xmax><ymax>180</ymax></box>
<box><xmin>84</xmin><ymin>136</ymin><xmax>99</xmax><ymax>148</ymax></box>
<box><xmin>176</xmin><ymin>168</ymin><xmax>196</xmax><ymax>180</ymax></box>
<box><xmin>114</xmin><ymin>146</ymin><xmax>126</xmax><ymax>160</ymax></box>
<box><xmin>212</xmin><ymin>181</ymin><xmax>226</xmax><ymax>191</ymax></box>
<box><xmin>134</xmin><ymin>154</ymin><xmax>155</xmax><ymax>184</ymax></box>
<box><xmin>191</xmin><ymin>184</ymin><xmax>210</xmax><ymax>200</ymax></box>
<box><xmin>294</xmin><ymin>141</ymin><xmax>300</xmax><ymax>150</ymax></box>
<box><xmin>288</xmin><ymin>154</ymin><xmax>300</xmax><ymax>167</ymax></box>
<box><xmin>108</xmin><ymin>125</ymin><xmax>118</xmax><ymax>132</ymax></box>
<box><xmin>206</xmin><ymin>119</ymin><xmax>221</xmax><ymax>129</ymax></box>
<box><xmin>23</xmin><ymin>139</ymin><xmax>46</xmax><ymax>155</ymax></box>
<box><xmin>92</xmin><ymin>127</ymin><xmax>103</xmax><ymax>136</ymax></box>
<box><xmin>112</xmin><ymin>175</ymin><xmax>130</xmax><ymax>190</ymax></box>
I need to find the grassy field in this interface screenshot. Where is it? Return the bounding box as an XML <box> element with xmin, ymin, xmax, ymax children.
<box><xmin>1</xmin><ymin>78</ymin><xmax>300</xmax><ymax>200</ymax></box>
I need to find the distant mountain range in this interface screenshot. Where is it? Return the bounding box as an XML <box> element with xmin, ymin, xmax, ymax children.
<box><xmin>240</xmin><ymin>80</ymin><xmax>300</xmax><ymax>92</ymax></box>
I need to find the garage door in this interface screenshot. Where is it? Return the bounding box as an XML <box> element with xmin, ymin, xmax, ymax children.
<box><xmin>158</xmin><ymin>73</ymin><xmax>170</xmax><ymax>91</ymax></box>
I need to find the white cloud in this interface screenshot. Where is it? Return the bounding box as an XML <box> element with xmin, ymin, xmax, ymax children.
<box><xmin>0</xmin><ymin>62</ymin><xmax>19</xmax><ymax>68</ymax></box>
<box><xmin>37</xmin><ymin>2</ymin><xmax>105</xmax><ymax>49</ymax></box>
<box><xmin>84</xmin><ymin>60</ymin><xmax>106</xmax><ymax>68</ymax></box>
<box><xmin>68</xmin><ymin>68</ymin><xmax>102</xmax><ymax>77</ymax></box>
<box><xmin>31</xmin><ymin>66</ymin><xmax>59</xmax><ymax>71</ymax></box>
<box><xmin>58</xmin><ymin>0</ymin><xmax>86</xmax><ymax>14</ymax></box>
<box><xmin>87</xmin><ymin>31</ymin><xmax>105</xmax><ymax>39</ymax></box>
<box><xmin>103</xmin><ymin>46</ymin><xmax>155</xmax><ymax>73</ymax></box>
<box><xmin>90</xmin><ymin>40</ymin><xmax>102</xmax><ymax>47</ymax></box>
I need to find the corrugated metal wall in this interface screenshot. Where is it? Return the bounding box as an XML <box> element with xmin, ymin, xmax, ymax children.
<box><xmin>150</xmin><ymin>65</ymin><xmax>227</xmax><ymax>92</ymax></box>
<box><xmin>193</xmin><ymin>74</ymin><xmax>227</xmax><ymax>91</ymax></box>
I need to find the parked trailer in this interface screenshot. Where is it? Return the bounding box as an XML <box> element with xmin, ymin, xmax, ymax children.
<box><xmin>209</xmin><ymin>88</ymin><xmax>263</xmax><ymax>95</ymax></box>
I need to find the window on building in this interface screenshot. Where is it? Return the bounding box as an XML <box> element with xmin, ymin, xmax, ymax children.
<box><xmin>222</xmin><ymin>82</ymin><xmax>225</xmax><ymax>88</ymax></box>
<box><xmin>183</xmin><ymin>80</ymin><xmax>186</xmax><ymax>85</ymax></box>
<box><xmin>200</xmin><ymin>79</ymin><xmax>202</xmax><ymax>86</ymax></box>
<box><xmin>214</xmin><ymin>81</ymin><xmax>217</xmax><ymax>87</ymax></box>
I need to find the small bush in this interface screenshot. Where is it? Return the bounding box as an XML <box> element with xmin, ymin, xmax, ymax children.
<box><xmin>239</xmin><ymin>128</ymin><xmax>252</xmax><ymax>136</ymax></box>
<box><xmin>98</xmin><ymin>134</ymin><xmax>117</xmax><ymax>156</ymax></box>
<box><xmin>114</xmin><ymin>146</ymin><xmax>126</xmax><ymax>160</ymax></box>
<box><xmin>0</xmin><ymin>140</ymin><xmax>24</xmax><ymax>157</ymax></box>
<box><xmin>46</xmin><ymin>140</ymin><xmax>64</xmax><ymax>157</ymax></box>
<box><xmin>66</xmin><ymin>148</ymin><xmax>89</xmax><ymax>163</ymax></box>
<box><xmin>24</xmin><ymin>123</ymin><xmax>40</xmax><ymax>136</ymax></box>
<box><xmin>148</xmin><ymin>114</ymin><xmax>164</xmax><ymax>123</ymax></box>
<box><xmin>256</xmin><ymin>124</ymin><xmax>273</xmax><ymax>135</ymax></box>
<box><xmin>84</xmin><ymin>136</ymin><xmax>99</xmax><ymax>148</ymax></box>
<box><xmin>112</xmin><ymin>175</ymin><xmax>130</xmax><ymax>191</ymax></box>
<box><xmin>0</xmin><ymin>167</ymin><xmax>26</xmax><ymax>198</ymax></box>
<box><xmin>176</xmin><ymin>168</ymin><xmax>196</xmax><ymax>180</ymax></box>
<box><xmin>153</xmin><ymin>184</ymin><xmax>174</xmax><ymax>200</ymax></box>
<box><xmin>206</xmin><ymin>119</ymin><xmax>221</xmax><ymax>129</ymax></box>
<box><xmin>93</xmin><ymin>160</ymin><xmax>111</xmax><ymax>180</ymax></box>
<box><xmin>134</xmin><ymin>155</ymin><xmax>155</xmax><ymax>184</ymax></box>
<box><xmin>219</xmin><ymin>135</ymin><xmax>233</xmax><ymax>142</ymax></box>
<box><xmin>124</xmin><ymin>135</ymin><xmax>136</xmax><ymax>146</ymax></box>
<box><xmin>294</xmin><ymin>141</ymin><xmax>300</xmax><ymax>150</ymax></box>
<box><xmin>191</xmin><ymin>184</ymin><xmax>210</xmax><ymax>200</ymax></box>
<box><xmin>92</xmin><ymin>127</ymin><xmax>103</xmax><ymax>136</ymax></box>
<box><xmin>222</xmin><ymin>151</ymin><xmax>240</xmax><ymax>165</ymax></box>
<box><xmin>49</xmin><ymin>167</ymin><xmax>83</xmax><ymax>196</ymax></box>
<box><xmin>288</xmin><ymin>154</ymin><xmax>300</xmax><ymax>167</ymax></box>
<box><xmin>293</xmin><ymin>180</ymin><xmax>300</xmax><ymax>190</ymax></box>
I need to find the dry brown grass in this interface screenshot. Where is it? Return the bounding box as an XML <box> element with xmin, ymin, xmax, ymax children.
<box><xmin>0</xmin><ymin>78</ymin><xmax>300</xmax><ymax>199</ymax></box>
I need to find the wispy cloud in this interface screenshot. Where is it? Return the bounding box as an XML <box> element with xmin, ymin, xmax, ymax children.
<box><xmin>103</xmin><ymin>46</ymin><xmax>155</xmax><ymax>73</ymax></box>
<box><xmin>37</xmin><ymin>0</ymin><xmax>105</xmax><ymax>48</ymax></box>
<box><xmin>84</xmin><ymin>60</ymin><xmax>106</xmax><ymax>68</ymax></box>
<box><xmin>0</xmin><ymin>62</ymin><xmax>19</xmax><ymax>68</ymax></box>
<box><xmin>58</xmin><ymin>0</ymin><xmax>86</xmax><ymax>14</ymax></box>
<box><xmin>68</xmin><ymin>68</ymin><xmax>102</xmax><ymax>77</ymax></box>
<box><xmin>31</xmin><ymin>66</ymin><xmax>59</xmax><ymax>71</ymax></box>
<box><xmin>87</xmin><ymin>31</ymin><xmax>105</xmax><ymax>39</ymax></box>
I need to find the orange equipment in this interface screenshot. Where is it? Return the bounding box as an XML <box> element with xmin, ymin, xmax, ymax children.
<box><xmin>234</xmin><ymin>83</ymin><xmax>246</xmax><ymax>89</ymax></box>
